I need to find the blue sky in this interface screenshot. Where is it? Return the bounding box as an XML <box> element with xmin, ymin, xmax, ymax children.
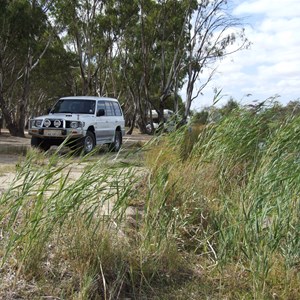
<box><xmin>190</xmin><ymin>0</ymin><xmax>300</xmax><ymax>110</ymax></box>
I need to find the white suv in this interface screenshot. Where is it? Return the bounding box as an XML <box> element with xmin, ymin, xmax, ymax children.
<box><xmin>28</xmin><ymin>96</ymin><xmax>125</xmax><ymax>153</ymax></box>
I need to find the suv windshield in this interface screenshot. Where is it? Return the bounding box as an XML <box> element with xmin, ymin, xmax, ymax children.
<box><xmin>51</xmin><ymin>99</ymin><xmax>96</xmax><ymax>114</ymax></box>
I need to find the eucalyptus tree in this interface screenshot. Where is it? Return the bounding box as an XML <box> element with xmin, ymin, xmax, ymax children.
<box><xmin>0</xmin><ymin>0</ymin><xmax>55</xmax><ymax>136</ymax></box>
<box><xmin>29</xmin><ymin>39</ymin><xmax>77</xmax><ymax>117</ymax></box>
<box><xmin>122</xmin><ymin>0</ymin><xmax>194</xmax><ymax>133</ymax></box>
<box><xmin>105</xmin><ymin>0</ymin><xmax>248</xmax><ymax>131</ymax></box>
<box><xmin>39</xmin><ymin>0</ymin><xmax>248</xmax><ymax>134</ymax></box>
<box><xmin>49</xmin><ymin>0</ymin><xmax>139</xmax><ymax>94</ymax></box>
<box><xmin>109</xmin><ymin>0</ymin><xmax>144</xmax><ymax>133</ymax></box>
<box><xmin>183</xmin><ymin>0</ymin><xmax>249</xmax><ymax>122</ymax></box>
<box><xmin>154</xmin><ymin>0</ymin><xmax>196</xmax><ymax>120</ymax></box>
<box><xmin>48</xmin><ymin>0</ymin><xmax>192</xmax><ymax>133</ymax></box>
<box><xmin>49</xmin><ymin>0</ymin><xmax>106</xmax><ymax>96</ymax></box>
<box><xmin>113</xmin><ymin>0</ymin><xmax>188</xmax><ymax>133</ymax></box>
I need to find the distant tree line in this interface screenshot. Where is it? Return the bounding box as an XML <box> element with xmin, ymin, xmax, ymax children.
<box><xmin>192</xmin><ymin>98</ymin><xmax>300</xmax><ymax>126</ymax></box>
<box><xmin>0</xmin><ymin>0</ymin><xmax>247</xmax><ymax>136</ymax></box>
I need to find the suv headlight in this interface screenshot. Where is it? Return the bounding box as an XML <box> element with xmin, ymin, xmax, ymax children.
<box><xmin>70</xmin><ymin>121</ymin><xmax>82</xmax><ymax>129</ymax></box>
<box><xmin>33</xmin><ymin>119</ymin><xmax>43</xmax><ymax>127</ymax></box>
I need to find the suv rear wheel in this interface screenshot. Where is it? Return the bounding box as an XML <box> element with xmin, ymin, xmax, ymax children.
<box><xmin>109</xmin><ymin>130</ymin><xmax>122</xmax><ymax>152</ymax></box>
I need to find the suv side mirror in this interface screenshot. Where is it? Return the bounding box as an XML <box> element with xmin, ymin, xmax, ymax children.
<box><xmin>97</xmin><ymin>108</ymin><xmax>105</xmax><ymax>117</ymax></box>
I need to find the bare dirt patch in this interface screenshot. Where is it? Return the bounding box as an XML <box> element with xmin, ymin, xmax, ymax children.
<box><xmin>0</xmin><ymin>154</ymin><xmax>24</xmax><ymax>194</ymax></box>
<box><xmin>0</xmin><ymin>129</ymin><xmax>151</xmax><ymax>195</ymax></box>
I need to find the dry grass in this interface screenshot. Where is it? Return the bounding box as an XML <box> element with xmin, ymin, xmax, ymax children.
<box><xmin>1</xmin><ymin>108</ymin><xmax>300</xmax><ymax>299</ymax></box>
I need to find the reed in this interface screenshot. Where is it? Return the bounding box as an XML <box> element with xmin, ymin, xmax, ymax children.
<box><xmin>1</xmin><ymin>105</ymin><xmax>300</xmax><ymax>298</ymax></box>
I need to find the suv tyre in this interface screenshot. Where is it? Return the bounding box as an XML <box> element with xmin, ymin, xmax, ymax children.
<box><xmin>31</xmin><ymin>136</ymin><xmax>51</xmax><ymax>151</ymax></box>
<box><xmin>82</xmin><ymin>131</ymin><xmax>95</xmax><ymax>154</ymax></box>
<box><xmin>109</xmin><ymin>130</ymin><xmax>122</xmax><ymax>152</ymax></box>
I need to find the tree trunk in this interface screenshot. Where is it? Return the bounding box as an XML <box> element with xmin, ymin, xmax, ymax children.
<box><xmin>0</xmin><ymin>93</ymin><xmax>18</xmax><ymax>135</ymax></box>
<box><xmin>16</xmin><ymin>48</ymin><xmax>33</xmax><ymax>138</ymax></box>
<box><xmin>137</xmin><ymin>118</ymin><xmax>147</xmax><ymax>134</ymax></box>
<box><xmin>183</xmin><ymin>83</ymin><xmax>193</xmax><ymax>124</ymax></box>
<box><xmin>126</xmin><ymin>114</ymin><xmax>136</xmax><ymax>135</ymax></box>
<box><xmin>126</xmin><ymin>105</ymin><xmax>137</xmax><ymax>135</ymax></box>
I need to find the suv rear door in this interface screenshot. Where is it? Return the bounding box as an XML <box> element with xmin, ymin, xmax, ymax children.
<box><xmin>95</xmin><ymin>100</ymin><xmax>110</xmax><ymax>143</ymax></box>
<box><xmin>104</xmin><ymin>101</ymin><xmax>116</xmax><ymax>141</ymax></box>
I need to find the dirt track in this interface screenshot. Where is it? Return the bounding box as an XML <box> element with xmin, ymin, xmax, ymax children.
<box><xmin>0</xmin><ymin>129</ymin><xmax>151</xmax><ymax>158</ymax></box>
<box><xmin>0</xmin><ymin>129</ymin><xmax>151</xmax><ymax>193</ymax></box>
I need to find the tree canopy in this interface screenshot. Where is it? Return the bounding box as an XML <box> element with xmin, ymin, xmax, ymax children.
<box><xmin>0</xmin><ymin>0</ymin><xmax>247</xmax><ymax>136</ymax></box>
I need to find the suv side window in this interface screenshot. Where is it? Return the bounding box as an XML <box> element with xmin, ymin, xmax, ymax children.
<box><xmin>105</xmin><ymin>101</ymin><xmax>114</xmax><ymax>116</ymax></box>
<box><xmin>112</xmin><ymin>102</ymin><xmax>122</xmax><ymax>116</ymax></box>
<box><xmin>97</xmin><ymin>101</ymin><xmax>106</xmax><ymax>115</ymax></box>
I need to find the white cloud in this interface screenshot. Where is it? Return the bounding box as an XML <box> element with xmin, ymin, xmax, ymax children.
<box><xmin>233</xmin><ymin>0</ymin><xmax>300</xmax><ymax>19</ymax></box>
<box><xmin>191</xmin><ymin>0</ymin><xmax>300</xmax><ymax>109</ymax></box>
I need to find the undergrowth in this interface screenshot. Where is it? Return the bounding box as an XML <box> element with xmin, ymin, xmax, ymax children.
<box><xmin>1</xmin><ymin>105</ymin><xmax>300</xmax><ymax>299</ymax></box>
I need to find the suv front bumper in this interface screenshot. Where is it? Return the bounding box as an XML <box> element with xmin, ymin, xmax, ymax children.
<box><xmin>28</xmin><ymin>128</ymin><xmax>85</xmax><ymax>139</ymax></box>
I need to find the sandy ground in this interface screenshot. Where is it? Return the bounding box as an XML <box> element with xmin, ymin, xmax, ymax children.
<box><xmin>0</xmin><ymin>155</ymin><xmax>18</xmax><ymax>194</ymax></box>
<box><xmin>0</xmin><ymin>128</ymin><xmax>151</xmax><ymax>161</ymax></box>
<box><xmin>0</xmin><ymin>129</ymin><xmax>151</xmax><ymax>194</ymax></box>
<box><xmin>0</xmin><ymin>154</ymin><xmax>22</xmax><ymax>164</ymax></box>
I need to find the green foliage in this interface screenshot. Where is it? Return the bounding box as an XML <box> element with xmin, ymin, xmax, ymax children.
<box><xmin>30</xmin><ymin>39</ymin><xmax>77</xmax><ymax>115</ymax></box>
<box><xmin>219</xmin><ymin>98</ymin><xmax>240</xmax><ymax>116</ymax></box>
<box><xmin>191</xmin><ymin>109</ymin><xmax>209</xmax><ymax>124</ymax></box>
<box><xmin>4</xmin><ymin>0</ymin><xmax>46</xmax><ymax>48</ymax></box>
<box><xmin>142</xmin><ymin>101</ymin><xmax>300</xmax><ymax>298</ymax></box>
<box><xmin>0</xmin><ymin>0</ymin><xmax>74</xmax><ymax>136</ymax></box>
<box><xmin>2</xmin><ymin>101</ymin><xmax>300</xmax><ymax>297</ymax></box>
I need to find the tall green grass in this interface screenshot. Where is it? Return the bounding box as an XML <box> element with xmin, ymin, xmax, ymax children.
<box><xmin>1</xmin><ymin>107</ymin><xmax>300</xmax><ymax>298</ymax></box>
<box><xmin>0</xmin><ymin>146</ymin><xmax>188</xmax><ymax>299</ymax></box>
<box><xmin>142</xmin><ymin>106</ymin><xmax>300</xmax><ymax>298</ymax></box>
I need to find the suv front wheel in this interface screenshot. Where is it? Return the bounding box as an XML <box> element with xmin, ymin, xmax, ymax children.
<box><xmin>31</xmin><ymin>136</ymin><xmax>51</xmax><ymax>151</ymax></box>
<box><xmin>82</xmin><ymin>131</ymin><xmax>96</xmax><ymax>154</ymax></box>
